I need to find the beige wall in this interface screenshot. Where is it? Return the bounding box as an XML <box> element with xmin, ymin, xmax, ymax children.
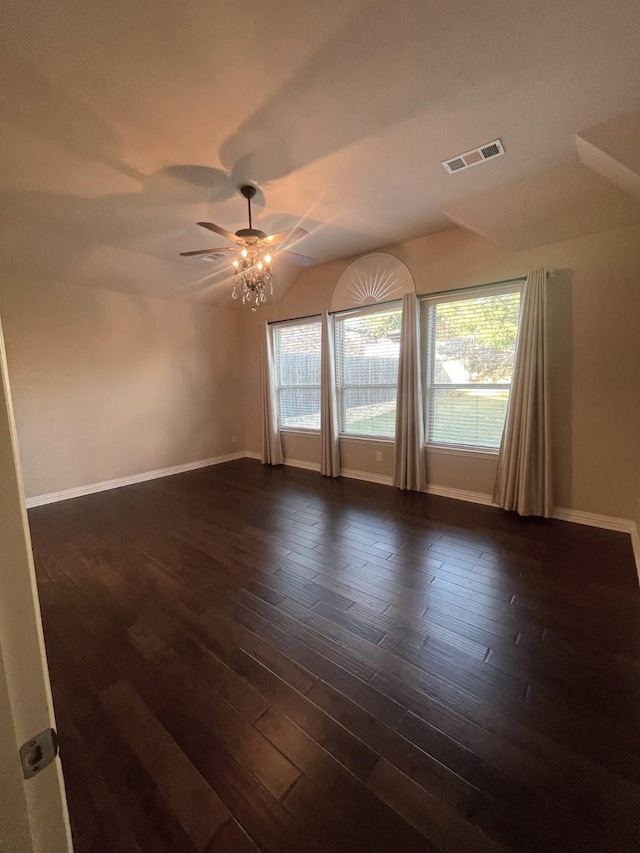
<box><xmin>5</xmin><ymin>221</ymin><xmax>637</xmax><ymax>521</ymax></box>
<box><xmin>243</xmin><ymin>223</ymin><xmax>640</xmax><ymax>520</ymax></box>
<box><xmin>0</xmin><ymin>278</ymin><xmax>243</xmax><ymax>498</ymax></box>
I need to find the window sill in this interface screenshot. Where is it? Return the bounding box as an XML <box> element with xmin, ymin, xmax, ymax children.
<box><xmin>339</xmin><ymin>434</ymin><xmax>395</xmax><ymax>445</ymax></box>
<box><xmin>280</xmin><ymin>428</ymin><xmax>321</xmax><ymax>437</ymax></box>
<box><xmin>426</xmin><ymin>443</ymin><xmax>499</xmax><ymax>460</ymax></box>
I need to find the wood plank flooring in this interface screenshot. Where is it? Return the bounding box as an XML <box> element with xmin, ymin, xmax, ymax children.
<box><xmin>29</xmin><ymin>459</ymin><xmax>640</xmax><ymax>852</ymax></box>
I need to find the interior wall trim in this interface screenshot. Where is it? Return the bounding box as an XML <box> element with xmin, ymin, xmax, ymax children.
<box><xmin>551</xmin><ymin>507</ymin><xmax>636</xmax><ymax>533</ymax></box>
<box><xmin>425</xmin><ymin>484</ymin><xmax>496</xmax><ymax>506</ymax></box>
<box><xmin>283</xmin><ymin>457</ymin><xmax>321</xmax><ymax>472</ymax></box>
<box><xmin>340</xmin><ymin>467</ymin><xmax>394</xmax><ymax>486</ymax></box>
<box><xmin>24</xmin><ymin>452</ymin><xmax>248</xmax><ymax>508</ymax></box>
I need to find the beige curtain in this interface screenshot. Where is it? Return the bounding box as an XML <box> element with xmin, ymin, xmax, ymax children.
<box><xmin>320</xmin><ymin>312</ymin><xmax>341</xmax><ymax>477</ymax></box>
<box><xmin>494</xmin><ymin>268</ymin><xmax>552</xmax><ymax>516</ymax></box>
<box><xmin>394</xmin><ymin>293</ymin><xmax>427</xmax><ymax>491</ymax></box>
<box><xmin>261</xmin><ymin>322</ymin><xmax>283</xmax><ymax>465</ymax></box>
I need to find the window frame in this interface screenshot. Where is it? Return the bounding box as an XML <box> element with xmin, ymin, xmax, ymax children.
<box><xmin>333</xmin><ymin>300</ymin><xmax>403</xmax><ymax>441</ymax></box>
<box><xmin>420</xmin><ymin>281</ymin><xmax>524</xmax><ymax>454</ymax></box>
<box><xmin>271</xmin><ymin>316</ymin><xmax>322</xmax><ymax>434</ymax></box>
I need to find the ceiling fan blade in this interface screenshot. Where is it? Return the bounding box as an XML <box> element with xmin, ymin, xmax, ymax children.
<box><xmin>180</xmin><ymin>247</ymin><xmax>235</xmax><ymax>257</ymax></box>
<box><xmin>197</xmin><ymin>222</ymin><xmax>243</xmax><ymax>243</ymax></box>
<box><xmin>264</xmin><ymin>227</ymin><xmax>309</xmax><ymax>246</ymax></box>
<box><xmin>279</xmin><ymin>250</ymin><xmax>315</xmax><ymax>266</ymax></box>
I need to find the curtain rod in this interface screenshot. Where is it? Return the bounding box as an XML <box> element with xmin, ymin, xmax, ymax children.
<box><xmin>268</xmin><ymin>270</ymin><xmax>557</xmax><ymax>325</ymax></box>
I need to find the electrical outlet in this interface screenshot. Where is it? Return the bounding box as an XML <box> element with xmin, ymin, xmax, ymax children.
<box><xmin>232</xmin><ymin>435</ymin><xmax>237</xmax><ymax>445</ymax></box>
<box><xmin>376</xmin><ymin>451</ymin><xmax>382</xmax><ymax>461</ymax></box>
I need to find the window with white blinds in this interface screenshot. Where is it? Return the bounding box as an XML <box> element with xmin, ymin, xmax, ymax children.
<box><xmin>273</xmin><ymin>319</ymin><xmax>322</xmax><ymax>430</ymax></box>
<box><xmin>422</xmin><ymin>284</ymin><xmax>522</xmax><ymax>449</ymax></box>
<box><xmin>334</xmin><ymin>304</ymin><xmax>402</xmax><ymax>438</ymax></box>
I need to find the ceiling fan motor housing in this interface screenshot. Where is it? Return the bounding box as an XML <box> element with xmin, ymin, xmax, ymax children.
<box><xmin>181</xmin><ymin>182</ymin><xmax>313</xmax><ymax>278</ymax></box>
<box><xmin>235</xmin><ymin>227</ymin><xmax>267</xmax><ymax>241</ymax></box>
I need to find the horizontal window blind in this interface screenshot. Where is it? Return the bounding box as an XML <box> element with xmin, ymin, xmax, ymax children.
<box><xmin>273</xmin><ymin>320</ymin><xmax>322</xmax><ymax>430</ymax></box>
<box><xmin>424</xmin><ymin>287</ymin><xmax>521</xmax><ymax>449</ymax></box>
<box><xmin>335</xmin><ymin>305</ymin><xmax>402</xmax><ymax>438</ymax></box>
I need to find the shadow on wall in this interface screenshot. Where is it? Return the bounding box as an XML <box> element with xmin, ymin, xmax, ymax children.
<box><xmin>219</xmin><ymin>0</ymin><xmax>530</xmax><ymax>185</ymax></box>
<box><xmin>3</xmin><ymin>0</ymin><xmax>523</xmax><ymax>194</ymax></box>
<box><xmin>0</xmin><ymin>45</ymin><xmax>235</xmax><ymax>207</ymax></box>
<box><xmin>0</xmin><ymin>213</ymin><xmax>197</xmax><ymax>304</ymax></box>
<box><xmin>0</xmin><ymin>44</ymin><xmax>141</xmax><ymax>182</ymax></box>
<box><xmin>19</xmin><ymin>185</ymin><xmax>359</xmax><ymax>253</ymax></box>
<box><xmin>0</xmin><ymin>0</ymin><xmax>533</xmax><ymax>284</ymax></box>
<box><xmin>548</xmin><ymin>268</ymin><xmax>573</xmax><ymax>509</ymax></box>
<box><xmin>0</xmin><ymin>42</ymin><xmax>373</xmax><ymax>286</ymax></box>
<box><xmin>0</xmin><ymin>39</ymin><xmax>378</xmax><ymax>291</ymax></box>
<box><xmin>0</xmin><ymin>190</ymin><xmax>377</xmax><ymax>305</ymax></box>
<box><xmin>0</xmin><ymin>38</ymin><xmax>221</xmax><ymax>207</ymax></box>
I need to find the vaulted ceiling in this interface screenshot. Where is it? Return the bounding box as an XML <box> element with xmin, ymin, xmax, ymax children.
<box><xmin>2</xmin><ymin>0</ymin><xmax>640</xmax><ymax>304</ymax></box>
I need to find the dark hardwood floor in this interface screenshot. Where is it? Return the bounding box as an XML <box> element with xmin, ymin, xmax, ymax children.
<box><xmin>29</xmin><ymin>459</ymin><xmax>640</xmax><ymax>852</ymax></box>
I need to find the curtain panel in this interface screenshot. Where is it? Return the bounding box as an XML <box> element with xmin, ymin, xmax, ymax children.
<box><xmin>320</xmin><ymin>312</ymin><xmax>341</xmax><ymax>477</ymax></box>
<box><xmin>494</xmin><ymin>268</ymin><xmax>553</xmax><ymax>516</ymax></box>
<box><xmin>394</xmin><ymin>293</ymin><xmax>427</xmax><ymax>491</ymax></box>
<box><xmin>261</xmin><ymin>322</ymin><xmax>284</xmax><ymax>466</ymax></box>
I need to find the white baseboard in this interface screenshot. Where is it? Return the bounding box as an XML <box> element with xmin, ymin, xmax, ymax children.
<box><xmin>247</xmin><ymin>454</ymin><xmax>391</xmax><ymax>484</ymax></box>
<box><xmin>283</xmin><ymin>459</ymin><xmax>394</xmax><ymax>486</ymax></box>
<box><xmin>245</xmin><ymin>451</ymin><xmax>261</xmax><ymax>460</ymax></box>
<box><xmin>25</xmin><ymin>451</ymin><xmax>248</xmax><ymax>508</ymax></box>
<box><xmin>341</xmin><ymin>467</ymin><xmax>394</xmax><ymax>487</ymax></box>
<box><xmin>551</xmin><ymin>507</ymin><xmax>635</xmax><ymax>534</ymax></box>
<box><xmin>425</xmin><ymin>484</ymin><xmax>496</xmax><ymax>506</ymax></box>
<box><xmin>283</xmin><ymin>457</ymin><xmax>321</xmax><ymax>472</ymax></box>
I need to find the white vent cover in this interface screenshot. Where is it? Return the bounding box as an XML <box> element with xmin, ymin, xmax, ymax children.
<box><xmin>442</xmin><ymin>139</ymin><xmax>505</xmax><ymax>174</ymax></box>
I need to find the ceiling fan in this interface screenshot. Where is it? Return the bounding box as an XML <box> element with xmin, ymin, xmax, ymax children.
<box><xmin>180</xmin><ymin>184</ymin><xmax>313</xmax><ymax>266</ymax></box>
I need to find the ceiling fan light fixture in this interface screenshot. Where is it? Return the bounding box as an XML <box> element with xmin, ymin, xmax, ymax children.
<box><xmin>231</xmin><ymin>247</ymin><xmax>273</xmax><ymax>310</ymax></box>
<box><xmin>180</xmin><ymin>183</ymin><xmax>313</xmax><ymax>307</ymax></box>
<box><xmin>230</xmin><ymin>186</ymin><xmax>275</xmax><ymax>310</ymax></box>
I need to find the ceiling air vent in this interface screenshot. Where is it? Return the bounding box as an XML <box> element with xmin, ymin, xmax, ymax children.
<box><xmin>446</xmin><ymin>157</ymin><xmax>466</xmax><ymax>172</ymax></box>
<box><xmin>442</xmin><ymin>139</ymin><xmax>505</xmax><ymax>174</ymax></box>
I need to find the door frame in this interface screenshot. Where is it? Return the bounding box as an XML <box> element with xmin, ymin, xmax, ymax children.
<box><xmin>0</xmin><ymin>317</ymin><xmax>72</xmax><ymax>852</ymax></box>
